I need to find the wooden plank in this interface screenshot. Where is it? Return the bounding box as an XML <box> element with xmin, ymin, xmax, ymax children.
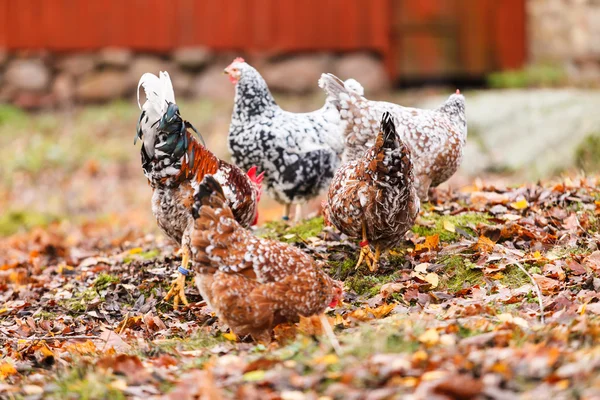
<box><xmin>493</xmin><ymin>0</ymin><xmax>526</xmax><ymax>70</ymax></box>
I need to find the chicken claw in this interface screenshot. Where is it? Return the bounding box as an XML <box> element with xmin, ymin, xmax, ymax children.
<box><xmin>355</xmin><ymin>241</ymin><xmax>376</xmax><ymax>271</ymax></box>
<box><xmin>164</xmin><ymin>247</ymin><xmax>190</xmax><ymax>309</ymax></box>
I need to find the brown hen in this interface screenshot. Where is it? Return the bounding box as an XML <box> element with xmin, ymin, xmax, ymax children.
<box><xmin>326</xmin><ymin>112</ymin><xmax>419</xmax><ymax>272</ymax></box>
<box><xmin>190</xmin><ymin>175</ymin><xmax>342</xmax><ymax>343</ymax></box>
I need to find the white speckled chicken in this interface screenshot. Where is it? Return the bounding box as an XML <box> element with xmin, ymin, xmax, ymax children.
<box><xmin>136</xmin><ymin>71</ymin><xmax>263</xmax><ymax>308</ymax></box>
<box><xmin>325</xmin><ymin>112</ymin><xmax>419</xmax><ymax>272</ymax></box>
<box><xmin>225</xmin><ymin>58</ymin><xmax>362</xmax><ymax>221</ymax></box>
<box><xmin>190</xmin><ymin>175</ymin><xmax>343</xmax><ymax>343</ymax></box>
<box><xmin>319</xmin><ymin>73</ymin><xmax>467</xmax><ymax>201</ymax></box>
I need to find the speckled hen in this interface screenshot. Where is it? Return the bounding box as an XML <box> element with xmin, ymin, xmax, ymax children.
<box><xmin>319</xmin><ymin>73</ymin><xmax>467</xmax><ymax>201</ymax></box>
<box><xmin>190</xmin><ymin>175</ymin><xmax>343</xmax><ymax>343</ymax></box>
<box><xmin>225</xmin><ymin>58</ymin><xmax>362</xmax><ymax>221</ymax></box>
<box><xmin>326</xmin><ymin>112</ymin><xmax>420</xmax><ymax>272</ymax></box>
<box><xmin>136</xmin><ymin>71</ymin><xmax>263</xmax><ymax>308</ymax></box>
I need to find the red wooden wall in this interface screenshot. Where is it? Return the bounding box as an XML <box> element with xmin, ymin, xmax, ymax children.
<box><xmin>0</xmin><ymin>0</ymin><xmax>526</xmax><ymax>80</ymax></box>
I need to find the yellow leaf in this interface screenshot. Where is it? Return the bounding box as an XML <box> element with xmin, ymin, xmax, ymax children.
<box><xmin>418</xmin><ymin>328</ymin><xmax>440</xmax><ymax>346</ymax></box>
<box><xmin>533</xmin><ymin>251</ymin><xmax>542</xmax><ymax>259</ymax></box>
<box><xmin>0</xmin><ymin>362</ymin><xmax>17</xmax><ymax>379</ymax></box>
<box><xmin>415</xmin><ymin>234</ymin><xmax>439</xmax><ymax>252</ymax></box>
<box><xmin>370</xmin><ymin>303</ymin><xmax>395</xmax><ymax>319</ymax></box>
<box><xmin>243</xmin><ymin>370</ymin><xmax>265</xmax><ymax>382</ymax></box>
<box><xmin>414</xmin><ymin>263</ymin><xmax>429</xmax><ymax>273</ymax></box>
<box><xmin>222</xmin><ymin>332</ymin><xmax>238</xmax><ymax>341</ymax></box>
<box><xmin>128</xmin><ymin>247</ymin><xmax>143</xmax><ymax>255</ymax></box>
<box><xmin>510</xmin><ymin>199</ymin><xmax>529</xmax><ymax>210</ymax></box>
<box><xmin>555</xmin><ymin>379</ymin><xmax>570</xmax><ymax>390</ymax></box>
<box><xmin>443</xmin><ymin>220</ymin><xmax>456</xmax><ymax>233</ymax></box>
<box><xmin>475</xmin><ymin>235</ymin><xmax>496</xmax><ymax>252</ymax></box>
<box><xmin>424</xmin><ymin>273</ymin><xmax>439</xmax><ymax>288</ymax></box>
<box><xmin>312</xmin><ymin>354</ymin><xmax>339</xmax><ymax>366</ymax></box>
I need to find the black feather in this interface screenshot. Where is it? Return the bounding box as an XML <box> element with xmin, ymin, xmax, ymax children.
<box><xmin>380</xmin><ymin>112</ymin><xmax>398</xmax><ymax>148</ymax></box>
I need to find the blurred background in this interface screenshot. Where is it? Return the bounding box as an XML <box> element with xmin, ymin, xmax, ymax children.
<box><xmin>1</xmin><ymin>0</ymin><xmax>599</xmax><ymax>236</ymax></box>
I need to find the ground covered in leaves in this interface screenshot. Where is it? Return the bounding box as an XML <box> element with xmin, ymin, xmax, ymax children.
<box><xmin>2</xmin><ymin>177</ymin><xmax>600</xmax><ymax>399</ymax></box>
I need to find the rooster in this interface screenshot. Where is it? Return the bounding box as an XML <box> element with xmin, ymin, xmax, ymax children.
<box><xmin>190</xmin><ymin>175</ymin><xmax>343</xmax><ymax>343</ymax></box>
<box><xmin>326</xmin><ymin>112</ymin><xmax>419</xmax><ymax>272</ymax></box>
<box><xmin>319</xmin><ymin>73</ymin><xmax>467</xmax><ymax>201</ymax></box>
<box><xmin>136</xmin><ymin>71</ymin><xmax>264</xmax><ymax>308</ymax></box>
<box><xmin>224</xmin><ymin>58</ymin><xmax>362</xmax><ymax>222</ymax></box>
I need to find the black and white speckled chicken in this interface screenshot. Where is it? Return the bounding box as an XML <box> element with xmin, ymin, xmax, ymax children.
<box><xmin>325</xmin><ymin>112</ymin><xmax>419</xmax><ymax>272</ymax></box>
<box><xmin>190</xmin><ymin>175</ymin><xmax>343</xmax><ymax>343</ymax></box>
<box><xmin>319</xmin><ymin>73</ymin><xmax>466</xmax><ymax>201</ymax></box>
<box><xmin>136</xmin><ymin>71</ymin><xmax>263</xmax><ymax>308</ymax></box>
<box><xmin>225</xmin><ymin>58</ymin><xmax>363</xmax><ymax>222</ymax></box>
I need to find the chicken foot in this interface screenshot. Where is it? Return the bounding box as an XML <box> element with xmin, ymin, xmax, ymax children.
<box><xmin>282</xmin><ymin>204</ymin><xmax>291</xmax><ymax>221</ymax></box>
<box><xmin>355</xmin><ymin>222</ymin><xmax>376</xmax><ymax>271</ymax></box>
<box><xmin>164</xmin><ymin>245</ymin><xmax>191</xmax><ymax>309</ymax></box>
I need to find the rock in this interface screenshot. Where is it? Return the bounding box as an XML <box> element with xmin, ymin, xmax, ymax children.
<box><xmin>5</xmin><ymin>59</ymin><xmax>51</xmax><ymax>92</ymax></box>
<box><xmin>262</xmin><ymin>55</ymin><xmax>332</xmax><ymax>93</ymax></box>
<box><xmin>172</xmin><ymin>47</ymin><xmax>213</xmax><ymax>70</ymax></box>
<box><xmin>76</xmin><ymin>70</ymin><xmax>130</xmax><ymax>102</ymax></box>
<box><xmin>334</xmin><ymin>53</ymin><xmax>390</xmax><ymax>93</ymax></box>
<box><xmin>99</xmin><ymin>47</ymin><xmax>132</xmax><ymax>68</ymax></box>
<box><xmin>52</xmin><ymin>73</ymin><xmax>75</xmax><ymax>106</ymax></box>
<box><xmin>170</xmin><ymin>71</ymin><xmax>195</xmax><ymax>98</ymax></box>
<box><xmin>192</xmin><ymin>65</ymin><xmax>234</xmax><ymax>100</ymax></box>
<box><xmin>57</xmin><ymin>54</ymin><xmax>97</xmax><ymax>77</ymax></box>
<box><xmin>128</xmin><ymin>56</ymin><xmax>174</xmax><ymax>89</ymax></box>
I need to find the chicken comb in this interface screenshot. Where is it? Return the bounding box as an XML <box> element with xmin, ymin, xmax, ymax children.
<box><xmin>233</xmin><ymin>57</ymin><xmax>245</xmax><ymax>64</ymax></box>
<box><xmin>456</xmin><ymin>89</ymin><xmax>461</xmax><ymax>94</ymax></box>
<box><xmin>247</xmin><ymin>166</ymin><xmax>264</xmax><ymax>186</ymax></box>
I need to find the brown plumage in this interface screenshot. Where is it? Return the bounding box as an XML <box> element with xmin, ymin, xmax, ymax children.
<box><xmin>319</xmin><ymin>73</ymin><xmax>466</xmax><ymax>200</ymax></box>
<box><xmin>137</xmin><ymin>72</ymin><xmax>263</xmax><ymax>308</ymax></box>
<box><xmin>190</xmin><ymin>175</ymin><xmax>342</xmax><ymax>343</ymax></box>
<box><xmin>325</xmin><ymin>112</ymin><xmax>420</xmax><ymax>271</ymax></box>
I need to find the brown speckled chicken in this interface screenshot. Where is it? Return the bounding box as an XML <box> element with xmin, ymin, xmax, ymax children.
<box><xmin>326</xmin><ymin>112</ymin><xmax>419</xmax><ymax>272</ymax></box>
<box><xmin>319</xmin><ymin>73</ymin><xmax>466</xmax><ymax>201</ymax></box>
<box><xmin>190</xmin><ymin>175</ymin><xmax>342</xmax><ymax>343</ymax></box>
<box><xmin>136</xmin><ymin>71</ymin><xmax>263</xmax><ymax>308</ymax></box>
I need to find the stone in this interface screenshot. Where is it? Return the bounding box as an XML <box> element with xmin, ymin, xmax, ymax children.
<box><xmin>191</xmin><ymin>65</ymin><xmax>234</xmax><ymax>100</ymax></box>
<box><xmin>57</xmin><ymin>54</ymin><xmax>97</xmax><ymax>77</ymax></box>
<box><xmin>172</xmin><ymin>47</ymin><xmax>213</xmax><ymax>70</ymax></box>
<box><xmin>128</xmin><ymin>55</ymin><xmax>174</xmax><ymax>89</ymax></box>
<box><xmin>5</xmin><ymin>59</ymin><xmax>51</xmax><ymax>92</ymax></box>
<box><xmin>52</xmin><ymin>73</ymin><xmax>75</xmax><ymax>106</ymax></box>
<box><xmin>262</xmin><ymin>55</ymin><xmax>332</xmax><ymax>93</ymax></box>
<box><xmin>170</xmin><ymin>71</ymin><xmax>194</xmax><ymax>98</ymax></box>
<box><xmin>334</xmin><ymin>53</ymin><xmax>390</xmax><ymax>93</ymax></box>
<box><xmin>76</xmin><ymin>70</ymin><xmax>130</xmax><ymax>102</ymax></box>
<box><xmin>99</xmin><ymin>47</ymin><xmax>132</xmax><ymax>68</ymax></box>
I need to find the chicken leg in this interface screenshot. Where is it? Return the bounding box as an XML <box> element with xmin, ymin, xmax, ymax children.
<box><xmin>294</xmin><ymin>204</ymin><xmax>303</xmax><ymax>223</ymax></box>
<box><xmin>164</xmin><ymin>246</ymin><xmax>190</xmax><ymax>309</ymax></box>
<box><xmin>355</xmin><ymin>221</ymin><xmax>375</xmax><ymax>270</ymax></box>
<box><xmin>282</xmin><ymin>204</ymin><xmax>291</xmax><ymax>221</ymax></box>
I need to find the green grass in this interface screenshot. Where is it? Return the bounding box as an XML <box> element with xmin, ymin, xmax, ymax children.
<box><xmin>487</xmin><ymin>63</ymin><xmax>566</xmax><ymax>89</ymax></box>
<box><xmin>575</xmin><ymin>132</ymin><xmax>600</xmax><ymax>173</ymax></box>
<box><xmin>260</xmin><ymin>217</ymin><xmax>325</xmax><ymax>243</ymax></box>
<box><xmin>51</xmin><ymin>367</ymin><xmax>126</xmax><ymax>400</ymax></box>
<box><xmin>0</xmin><ymin>209</ymin><xmax>60</xmax><ymax>236</ymax></box>
<box><xmin>412</xmin><ymin>212</ymin><xmax>490</xmax><ymax>241</ymax></box>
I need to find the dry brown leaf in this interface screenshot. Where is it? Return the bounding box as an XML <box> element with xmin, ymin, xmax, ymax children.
<box><xmin>533</xmin><ymin>274</ymin><xmax>560</xmax><ymax>294</ymax></box>
<box><xmin>415</xmin><ymin>234</ymin><xmax>439</xmax><ymax>252</ymax></box>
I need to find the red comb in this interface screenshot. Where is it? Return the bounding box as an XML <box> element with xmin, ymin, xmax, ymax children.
<box><xmin>233</xmin><ymin>57</ymin><xmax>245</xmax><ymax>64</ymax></box>
<box><xmin>456</xmin><ymin>89</ymin><xmax>461</xmax><ymax>94</ymax></box>
<box><xmin>247</xmin><ymin>166</ymin><xmax>264</xmax><ymax>185</ymax></box>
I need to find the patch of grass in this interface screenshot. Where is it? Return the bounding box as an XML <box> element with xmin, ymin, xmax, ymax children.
<box><xmin>0</xmin><ymin>209</ymin><xmax>60</xmax><ymax>236</ymax></box>
<box><xmin>260</xmin><ymin>217</ymin><xmax>324</xmax><ymax>243</ymax></box>
<box><xmin>345</xmin><ymin>319</ymin><xmax>420</xmax><ymax>358</ymax></box>
<box><xmin>93</xmin><ymin>273</ymin><xmax>120</xmax><ymax>290</ymax></box>
<box><xmin>441</xmin><ymin>255</ymin><xmax>485</xmax><ymax>292</ymax></box>
<box><xmin>500</xmin><ymin>264</ymin><xmax>531</xmax><ymax>288</ymax></box>
<box><xmin>35</xmin><ymin>311</ymin><xmax>58</xmax><ymax>320</ymax></box>
<box><xmin>52</xmin><ymin>367</ymin><xmax>125</xmax><ymax>400</ymax></box>
<box><xmin>413</xmin><ymin>212</ymin><xmax>490</xmax><ymax>242</ymax></box>
<box><xmin>0</xmin><ymin>104</ymin><xmax>28</xmax><ymax>126</ymax></box>
<box><xmin>575</xmin><ymin>133</ymin><xmax>600</xmax><ymax>173</ymax></box>
<box><xmin>152</xmin><ymin>330</ymin><xmax>223</xmax><ymax>355</ymax></box>
<box><xmin>487</xmin><ymin>63</ymin><xmax>566</xmax><ymax>89</ymax></box>
<box><xmin>345</xmin><ymin>270</ymin><xmax>404</xmax><ymax>297</ymax></box>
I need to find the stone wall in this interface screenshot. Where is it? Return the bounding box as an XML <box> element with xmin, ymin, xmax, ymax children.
<box><xmin>528</xmin><ymin>0</ymin><xmax>600</xmax><ymax>85</ymax></box>
<box><xmin>0</xmin><ymin>48</ymin><xmax>388</xmax><ymax>109</ymax></box>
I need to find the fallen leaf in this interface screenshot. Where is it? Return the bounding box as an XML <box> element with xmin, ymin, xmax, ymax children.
<box><xmin>443</xmin><ymin>220</ymin><xmax>455</xmax><ymax>233</ymax></box>
<box><xmin>510</xmin><ymin>198</ymin><xmax>529</xmax><ymax>210</ymax></box>
<box><xmin>0</xmin><ymin>362</ymin><xmax>17</xmax><ymax>379</ymax></box>
<box><xmin>533</xmin><ymin>274</ymin><xmax>560</xmax><ymax>294</ymax></box>
<box><xmin>97</xmin><ymin>354</ymin><xmax>152</xmax><ymax>385</ymax></box>
<box><xmin>418</xmin><ymin>328</ymin><xmax>440</xmax><ymax>346</ymax></box>
<box><xmin>415</xmin><ymin>235</ymin><xmax>439</xmax><ymax>252</ymax></box>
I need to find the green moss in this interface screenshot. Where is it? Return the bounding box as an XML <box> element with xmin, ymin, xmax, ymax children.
<box><xmin>35</xmin><ymin>311</ymin><xmax>58</xmax><ymax>320</ymax></box>
<box><xmin>52</xmin><ymin>368</ymin><xmax>125</xmax><ymax>400</ymax></box>
<box><xmin>345</xmin><ymin>270</ymin><xmax>403</xmax><ymax>297</ymax></box>
<box><xmin>0</xmin><ymin>209</ymin><xmax>60</xmax><ymax>236</ymax></box>
<box><xmin>346</xmin><ymin>319</ymin><xmax>420</xmax><ymax>358</ymax></box>
<box><xmin>441</xmin><ymin>255</ymin><xmax>485</xmax><ymax>292</ymax></box>
<box><xmin>152</xmin><ymin>331</ymin><xmax>223</xmax><ymax>355</ymax></box>
<box><xmin>487</xmin><ymin>63</ymin><xmax>566</xmax><ymax>89</ymax></box>
<box><xmin>412</xmin><ymin>212</ymin><xmax>490</xmax><ymax>242</ymax></box>
<box><xmin>500</xmin><ymin>264</ymin><xmax>532</xmax><ymax>288</ymax></box>
<box><xmin>93</xmin><ymin>273</ymin><xmax>120</xmax><ymax>290</ymax></box>
<box><xmin>575</xmin><ymin>133</ymin><xmax>600</xmax><ymax>173</ymax></box>
<box><xmin>260</xmin><ymin>217</ymin><xmax>324</xmax><ymax>243</ymax></box>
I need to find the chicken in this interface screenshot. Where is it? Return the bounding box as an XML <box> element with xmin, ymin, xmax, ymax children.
<box><xmin>190</xmin><ymin>175</ymin><xmax>343</xmax><ymax>343</ymax></box>
<box><xmin>325</xmin><ymin>112</ymin><xmax>420</xmax><ymax>272</ymax></box>
<box><xmin>319</xmin><ymin>73</ymin><xmax>467</xmax><ymax>201</ymax></box>
<box><xmin>224</xmin><ymin>58</ymin><xmax>362</xmax><ymax>222</ymax></box>
<box><xmin>136</xmin><ymin>71</ymin><xmax>263</xmax><ymax>308</ymax></box>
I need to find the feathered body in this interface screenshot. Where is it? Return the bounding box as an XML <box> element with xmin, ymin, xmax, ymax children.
<box><xmin>319</xmin><ymin>73</ymin><xmax>467</xmax><ymax>200</ymax></box>
<box><xmin>225</xmin><ymin>58</ymin><xmax>349</xmax><ymax>207</ymax></box>
<box><xmin>326</xmin><ymin>112</ymin><xmax>419</xmax><ymax>270</ymax></box>
<box><xmin>190</xmin><ymin>176</ymin><xmax>342</xmax><ymax>342</ymax></box>
<box><xmin>136</xmin><ymin>71</ymin><xmax>262</xmax><ymax>306</ymax></box>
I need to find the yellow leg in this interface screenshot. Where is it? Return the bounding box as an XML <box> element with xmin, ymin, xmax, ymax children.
<box><xmin>282</xmin><ymin>204</ymin><xmax>291</xmax><ymax>221</ymax></box>
<box><xmin>294</xmin><ymin>204</ymin><xmax>302</xmax><ymax>223</ymax></box>
<box><xmin>355</xmin><ymin>222</ymin><xmax>375</xmax><ymax>270</ymax></box>
<box><xmin>164</xmin><ymin>246</ymin><xmax>190</xmax><ymax>309</ymax></box>
<box><xmin>369</xmin><ymin>246</ymin><xmax>381</xmax><ymax>272</ymax></box>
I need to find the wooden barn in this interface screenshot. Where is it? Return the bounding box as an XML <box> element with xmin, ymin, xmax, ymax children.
<box><xmin>0</xmin><ymin>0</ymin><xmax>527</xmax><ymax>81</ymax></box>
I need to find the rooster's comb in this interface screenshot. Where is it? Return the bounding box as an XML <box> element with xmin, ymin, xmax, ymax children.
<box><xmin>456</xmin><ymin>89</ymin><xmax>461</xmax><ymax>95</ymax></box>
<box><xmin>232</xmin><ymin>57</ymin><xmax>245</xmax><ymax>64</ymax></box>
<box><xmin>247</xmin><ymin>166</ymin><xmax>265</xmax><ymax>186</ymax></box>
